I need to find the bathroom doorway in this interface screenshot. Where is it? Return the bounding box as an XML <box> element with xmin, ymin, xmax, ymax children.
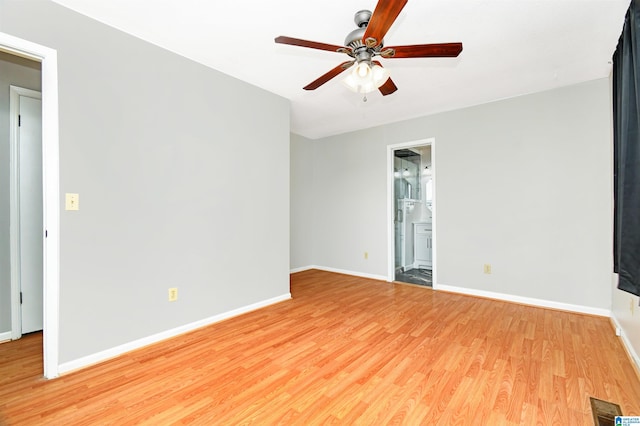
<box><xmin>388</xmin><ymin>140</ymin><xmax>434</xmax><ymax>287</ymax></box>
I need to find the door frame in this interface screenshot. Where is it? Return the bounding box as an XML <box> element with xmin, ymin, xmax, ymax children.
<box><xmin>386</xmin><ymin>138</ymin><xmax>437</xmax><ymax>287</ymax></box>
<box><xmin>10</xmin><ymin>85</ymin><xmax>42</xmax><ymax>339</ymax></box>
<box><xmin>1</xmin><ymin>32</ymin><xmax>60</xmax><ymax>379</ymax></box>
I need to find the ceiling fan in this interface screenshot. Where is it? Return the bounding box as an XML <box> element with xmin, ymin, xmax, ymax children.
<box><xmin>275</xmin><ymin>0</ymin><xmax>463</xmax><ymax>97</ymax></box>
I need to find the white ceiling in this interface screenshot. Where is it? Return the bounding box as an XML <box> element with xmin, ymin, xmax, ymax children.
<box><xmin>52</xmin><ymin>0</ymin><xmax>629</xmax><ymax>139</ymax></box>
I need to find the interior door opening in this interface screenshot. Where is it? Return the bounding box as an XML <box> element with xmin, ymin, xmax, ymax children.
<box><xmin>0</xmin><ymin>31</ymin><xmax>60</xmax><ymax>379</ymax></box>
<box><xmin>391</xmin><ymin>143</ymin><xmax>434</xmax><ymax>287</ymax></box>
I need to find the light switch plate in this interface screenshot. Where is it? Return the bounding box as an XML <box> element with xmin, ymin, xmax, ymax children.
<box><xmin>65</xmin><ymin>193</ymin><xmax>79</xmax><ymax>211</ymax></box>
<box><xmin>168</xmin><ymin>288</ymin><xmax>178</xmax><ymax>302</ymax></box>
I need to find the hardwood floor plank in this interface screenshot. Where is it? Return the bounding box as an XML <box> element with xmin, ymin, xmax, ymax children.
<box><xmin>1</xmin><ymin>269</ymin><xmax>639</xmax><ymax>424</ymax></box>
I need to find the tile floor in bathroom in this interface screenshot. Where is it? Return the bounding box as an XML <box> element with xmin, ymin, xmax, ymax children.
<box><xmin>395</xmin><ymin>268</ymin><xmax>432</xmax><ymax>287</ymax></box>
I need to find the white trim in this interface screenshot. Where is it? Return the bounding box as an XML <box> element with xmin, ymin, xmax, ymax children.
<box><xmin>0</xmin><ymin>32</ymin><xmax>60</xmax><ymax>379</ymax></box>
<box><xmin>430</xmin><ymin>140</ymin><xmax>438</xmax><ymax>288</ymax></box>
<box><xmin>0</xmin><ymin>331</ymin><xmax>12</xmax><ymax>343</ymax></box>
<box><xmin>436</xmin><ymin>283</ymin><xmax>611</xmax><ymax>317</ymax></box>
<box><xmin>386</xmin><ymin>147</ymin><xmax>394</xmax><ymax>281</ymax></box>
<box><xmin>292</xmin><ymin>267</ymin><xmax>610</xmax><ymax>317</ymax></box>
<box><xmin>9</xmin><ymin>87</ymin><xmax>20</xmax><ymax>341</ymax></box>
<box><xmin>58</xmin><ymin>293</ymin><xmax>292</xmax><ymax>375</ymax></box>
<box><xmin>611</xmin><ymin>315</ymin><xmax>640</xmax><ymax>373</ymax></box>
<box><xmin>386</xmin><ymin>139</ymin><xmax>435</xmax><ymax>283</ymax></box>
<box><xmin>309</xmin><ymin>265</ymin><xmax>388</xmax><ymax>282</ymax></box>
<box><xmin>9</xmin><ymin>86</ymin><xmax>42</xmax><ymax>342</ymax></box>
<box><xmin>290</xmin><ymin>266</ymin><xmax>314</xmax><ymax>274</ymax></box>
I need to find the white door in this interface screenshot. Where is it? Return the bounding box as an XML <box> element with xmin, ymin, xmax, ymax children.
<box><xmin>17</xmin><ymin>94</ymin><xmax>43</xmax><ymax>334</ymax></box>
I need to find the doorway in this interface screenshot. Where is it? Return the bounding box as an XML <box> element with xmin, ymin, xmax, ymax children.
<box><xmin>387</xmin><ymin>139</ymin><xmax>435</xmax><ymax>287</ymax></box>
<box><xmin>0</xmin><ymin>32</ymin><xmax>61</xmax><ymax>379</ymax></box>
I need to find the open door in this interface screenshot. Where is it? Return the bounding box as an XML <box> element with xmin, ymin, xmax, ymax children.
<box><xmin>10</xmin><ymin>86</ymin><xmax>43</xmax><ymax>336</ymax></box>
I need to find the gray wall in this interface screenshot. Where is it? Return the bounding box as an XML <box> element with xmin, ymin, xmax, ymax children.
<box><xmin>290</xmin><ymin>133</ymin><xmax>315</xmax><ymax>270</ymax></box>
<box><xmin>612</xmin><ymin>277</ymin><xmax>640</xmax><ymax>365</ymax></box>
<box><xmin>292</xmin><ymin>79</ymin><xmax>613</xmax><ymax>310</ymax></box>
<box><xmin>1</xmin><ymin>0</ymin><xmax>290</xmax><ymax>363</ymax></box>
<box><xmin>0</xmin><ymin>52</ymin><xmax>41</xmax><ymax>336</ymax></box>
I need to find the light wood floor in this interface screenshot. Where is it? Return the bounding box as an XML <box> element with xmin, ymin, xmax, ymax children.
<box><xmin>1</xmin><ymin>269</ymin><xmax>639</xmax><ymax>424</ymax></box>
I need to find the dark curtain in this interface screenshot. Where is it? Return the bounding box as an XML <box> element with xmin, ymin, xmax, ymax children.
<box><xmin>613</xmin><ymin>0</ymin><xmax>640</xmax><ymax>297</ymax></box>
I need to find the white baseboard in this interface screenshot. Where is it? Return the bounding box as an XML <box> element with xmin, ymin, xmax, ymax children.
<box><xmin>291</xmin><ymin>269</ymin><xmax>610</xmax><ymax>317</ymax></box>
<box><xmin>435</xmin><ymin>283</ymin><xmax>610</xmax><ymax>317</ymax></box>
<box><xmin>297</xmin><ymin>265</ymin><xmax>387</xmax><ymax>282</ymax></box>
<box><xmin>611</xmin><ymin>315</ymin><xmax>640</xmax><ymax>374</ymax></box>
<box><xmin>58</xmin><ymin>293</ymin><xmax>291</xmax><ymax>375</ymax></box>
<box><xmin>0</xmin><ymin>331</ymin><xmax>12</xmax><ymax>343</ymax></box>
<box><xmin>290</xmin><ymin>265</ymin><xmax>314</xmax><ymax>274</ymax></box>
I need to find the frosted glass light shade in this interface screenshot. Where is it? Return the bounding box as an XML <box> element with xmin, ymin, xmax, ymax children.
<box><xmin>343</xmin><ymin>62</ymin><xmax>390</xmax><ymax>94</ymax></box>
<box><xmin>372</xmin><ymin>64</ymin><xmax>390</xmax><ymax>86</ymax></box>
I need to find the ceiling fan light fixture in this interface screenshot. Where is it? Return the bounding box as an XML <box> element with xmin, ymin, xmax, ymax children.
<box><xmin>342</xmin><ymin>75</ymin><xmax>376</xmax><ymax>93</ymax></box>
<box><xmin>343</xmin><ymin>62</ymin><xmax>390</xmax><ymax>94</ymax></box>
<box><xmin>343</xmin><ymin>63</ymin><xmax>373</xmax><ymax>93</ymax></box>
<box><xmin>371</xmin><ymin>64</ymin><xmax>390</xmax><ymax>87</ymax></box>
<box><xmin>356</xmin><ymin>62</ymin><xmax>371</xmax><ymax>78</ymax></box>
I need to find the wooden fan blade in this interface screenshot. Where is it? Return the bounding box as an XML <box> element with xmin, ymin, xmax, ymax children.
<box><xmin>383</xmin><ymin>43</ymin><xmax>463</xmax><ymax>58</ymax></box>
<box><xmin>275</xmin><ymin>36</ymin><xmax>349</xmax><ymax>54</ymax></box>
<box><xmin>372</xmin><ymin>61</ymin><xmax>397</xmax><ymax>95</ymax></box>
<box><xmin>363</xmin><ymin>0</ymin><xmax>408</xmax><ymax>48</ymax></box>
<box><xmin>378</xmin><ymin>77</ymin><xmax>398</xmax><ymax>96</ymax></box>
<box><xmin>303</xmin><ymin>61</ymin><xmax>354</xmax><ymax>90</ymax></box>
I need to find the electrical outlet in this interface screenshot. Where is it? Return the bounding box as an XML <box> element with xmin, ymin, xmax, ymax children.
<box><xmin>364</xmin><ymin>252</ymin><xmax>369</xmax><ymax>260</ymax></box>
<box><xmin>483</xmin><ymin>264</ymin><xmax>492</xmax><ymax>274</ymax></box>
<box><xmin>65</xmin><ymin>193</ymin><xmax>79</xmax><ymax>211</ymax></box>
<box><xmin>168</xmin><ymin>288</ymin><xmax>178</xmax><ymax>302</ymax></box>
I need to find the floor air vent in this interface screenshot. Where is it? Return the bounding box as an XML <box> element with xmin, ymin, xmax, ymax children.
<box><xmin>590</xmin><ymin>397</ymin><xmax>623</xmax><ymax>426</ymax></box>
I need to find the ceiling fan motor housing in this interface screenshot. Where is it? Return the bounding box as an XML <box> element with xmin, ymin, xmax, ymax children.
<box><xmin>345</xmin><ymin>10</ymin><xmax>381</xmax><ymax>65</ymax></box>
<box><xmin>345</xmin><ymin>10</ymin><xmax>383</xmax><ymax>46</ymax></box>
<box><xmin>345</xmin><ymin>27</ymin><xmax>366</xmax><ymax>48</ymax></box>
<box><xmin>354</xmin><ymin>9</ymin><xmax>372</xmax><ymax>27</ymax></box>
